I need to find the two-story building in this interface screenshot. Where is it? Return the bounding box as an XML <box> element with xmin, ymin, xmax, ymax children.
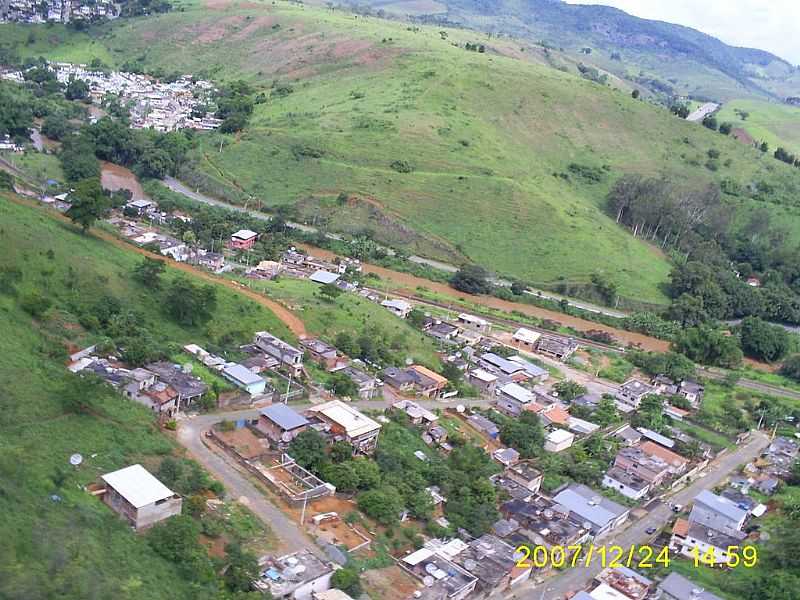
<box><xmin>306</xmin><ymin>400</ymin><xmax>381</xmax><ymax>455</ymax></box>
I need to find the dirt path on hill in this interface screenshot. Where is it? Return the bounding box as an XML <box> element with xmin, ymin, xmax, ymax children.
<box><xmin>8</xmin><ymin>196</ymin><xmax>307</xmax><ymax>337</ymax></box>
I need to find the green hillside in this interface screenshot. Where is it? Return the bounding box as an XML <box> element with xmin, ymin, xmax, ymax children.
<box><xmin>0</xmin><ymin>196</ymin><xmax>285</xmax><ymax>598</ymax></box>
<box><xmin>4</xmin><ymin>0</ymin><xmax>800</xmax><ymax>306</ymax></box>
<box><xmin>717</xmin><ymin>99</ymin><xmax>800</xmax><ymax>155</ymax></box>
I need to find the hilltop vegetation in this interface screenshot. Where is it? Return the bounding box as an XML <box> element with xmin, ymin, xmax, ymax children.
<box><xmin>3</xmin><ymin>0</ymin><xmax>800</xmax><ymax>309</ymax></box>
<box><xmin>0</xmin><ymin>195</ymin><xmax>286</xmax><ymax>599</ymax></box>
<box><xmin>349</xmin><ymin>0</ymin><xmax>800</xmax><ymax>102</ymax></box>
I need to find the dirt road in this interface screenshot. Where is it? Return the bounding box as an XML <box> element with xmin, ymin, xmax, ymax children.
<box><xmin>297</xmin><ymin>244</ymin><xmax>670</xmax><ymax>353</ymax></box>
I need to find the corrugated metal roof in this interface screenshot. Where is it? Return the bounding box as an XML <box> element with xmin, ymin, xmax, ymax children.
<box><xmin>101</xmin><ymin>464</ymin><xmax>175</xmax><ymax>509</ymax></box>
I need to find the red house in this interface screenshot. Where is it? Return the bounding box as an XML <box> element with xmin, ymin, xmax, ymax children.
<box><xmin>228</xmin><ymin>229</ymin><xmax>258</xmax><ymax>250</ymax></box>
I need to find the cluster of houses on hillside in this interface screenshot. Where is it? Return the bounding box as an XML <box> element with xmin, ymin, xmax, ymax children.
<box><xmin>2</xmin><ymin>62</ymin><xmax>222</xmax><ymax>131</ymax></box>
<box><xmin>0</xmin><ymin>0</ymin><xmax>117</xmax><ymax>23</ymax></box>
<box><xmin>67</xmin><ymin>346</ymin><xmax>208</xmax><ymax>422</ymax></box>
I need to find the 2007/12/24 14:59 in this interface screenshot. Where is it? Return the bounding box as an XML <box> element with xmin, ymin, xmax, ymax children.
<box><xmin>514</xmin><ymin>544</ymin><xmax>758</xmax><ymax>570</ymax></box>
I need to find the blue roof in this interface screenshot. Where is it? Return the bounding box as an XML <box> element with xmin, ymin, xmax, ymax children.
<box><xmin>260</xmin><ymin>404</ymin><xmax>309</xmax><ymax>431</ymax></box>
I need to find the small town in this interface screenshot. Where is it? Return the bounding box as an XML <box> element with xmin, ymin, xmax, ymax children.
<box><xmin>2</xmin><ymin>1</ymin><xmax>800</xmax><ymax>600</ymax></box>
<box><xmin>2</xmin><ymin>62</ymin><xmax>222</xmax><ymax>131</ymax></box>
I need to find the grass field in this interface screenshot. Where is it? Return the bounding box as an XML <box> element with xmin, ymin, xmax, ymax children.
<box><xmin>717</xmin><ymin>99</ymin><xmax>800</xmax><ymax>155</ymax></box>
<box><xmin>4</xmin><ymin>1</ymin><xmax>800</xmax><ymax>306</ymax></box>
<box><xmin>240</xmin><ymin>276</ymin><xmax>443</xmax><ymax>368</ymax></box>
<box><xmin>0</xmin><ymin>195</ymin><xmax>283</xmax><ymax>598</ymax></box>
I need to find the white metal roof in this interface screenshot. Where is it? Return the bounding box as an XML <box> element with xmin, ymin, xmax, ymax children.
<box><xmin>309</xmin><ymin>400</ymin><xmax>381</xmax><ymax>438</ymax></box>
<box><xmin>547</xmin><ymin>429</ymin><xmax>575</xmax><ymax>443</ymax></box>
<box><xmin>101</xmin><ymin>464</ymin><xmax>176</xmax><ymax>508</ymax></box>
<box><xmin>500</xmin><ymin>382</ymin><xmax>534</xmax><ymax>403</ymax></box>
<box><xmin>309</xmin><ymin>270</ymin><xmax>340</xmax><ymax>284</ymax></box>
<box><xmin>231</xmin><ymin>229</ymin><xmax>258</xmax><ymax>240</ymax></box>
<box><xmin>403</xmin><ymin>547</ymin><xmax>434</xmax><ymax>565</ymax></box>
<box><xmin>513</xmin><ymin>327</ymin><xmax>541</xmax><ymax>345</ymax></box>
<box><xmin>470</xmin><ymin>368</ymin><xmax>498</xmax><ymax>383</ymax></box>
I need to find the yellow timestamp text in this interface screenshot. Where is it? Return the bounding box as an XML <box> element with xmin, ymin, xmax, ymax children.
<box><xmin>514</xmin><ymin>544</ymin><xmax>672</xmax><ymax>570</ymax></box>
<box><xmin>690</xmin><ymin>545</ymin><xmax>758</xmax><ymax>568</ymax></box>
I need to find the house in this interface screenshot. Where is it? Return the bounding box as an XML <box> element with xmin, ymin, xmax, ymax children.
<box><xmin>658</xmin><ymin>573</ymin><xmax>724</xmax><ymax>600</ymax></box>
<box><xmin>381</xmin><ymin>298</ymin><xmax>412</xmax><ymax>318</ymax></box>
<box><xmin>670</xmin><ymin>518</ymin><xmax>746</xmax><ymax>565</ymax></box>
<box><xmin>381</xmin><ymin>366</ymin><xmax>417</xmax><ymax>393</ymax></box>
<box><xmin>544</xmin><ymin>428</ymin><xmax>575</xmax><ymax>452</ymax></box>
<box><xmin>552</xmin><ymin>484</ymin><xmax>629</xmax><ymax>538</ymax></box>
<box><xmin>490</xmin><ymin>475</ymin><xmax>536</xmax><ymax>501</ymax></box>
<box><xmin>338</xmin><ymin>365</ymin><xmax>379</xmax><ymax>400</ymax></box>
<box><xmin>467</xmin><ymin>414</ymin><xmax>500</xmax><ymax>439</ymax></box>
<box><xmin>493</xmin><ymin>447</ymin><xmax>520</xmax><ymax>467</ymax></box>
<box><xmin>141</xmin><ymin>382</ymin><xmax>179</xmax><ymax>422</ymax></box>
<box><xmin>197</xmin><ymin>251</ymin><xmax>224</xmax><ymax>271</ymax></box>
<box><xmin>145</xmin><ymin>362</ymin><xmax>208</xmax><ymax>408</ymax></box>
<box><xmin>496</xmin><ymin>382</ymin><xmax>540</xmax><ymax>417</ymax></box>
<box><xmin>594</xmin><ymin>566</ymin><xmax>652</xmax><ymax>600</ymax></box>
<box><xmin>409</xmin><ymin>365</ymin><xmax>449</xmax><ymax>398</ymax></box>
<box><xmin>158</xmin><ymin>237</ymin><xmax>188</xmax><ymax>262</ymax></box>
<box><xmin>468</xmin><ymin>368</ymin><xmax>498</xmax><ymax>395</ymax></box>
<box><xmin>253</xmin><ymin>550</ymin><xmax>335</xmax><ymax>599</ymax></box>
<box><xmin>689</xmin><ymin>490</ymin><xmax>748</xmax><ymax>532</ymax></box>
<box><xmin>728</xmin><ymin>475</ymin><xmax>753</xmax><ymax>493</ymax></box>
<box><xmin>665</xmin><ymin>404</ymin><xmax>689</xmax><ymax>421</ymax></box>
<box><xmin>678</xmin><ymin>380</ymin><xmax>704</xmax><ymax>407</ymax></box>
<box><xmin>719</xmin><ymin>488</ymin><xmax>757</xmax><ymax>513</ymax></box>
<box><xmin>392</xmin><ymin>399</ymin><xmax>438</xmax><ymax>425</ymax></box>
<box><xmin>427</xmin><ymin>321</ymin><xmax>460</xmax><ymax>343</ymax></box>
<box><xmin>568</xmin><ymin>416</ymin><xmax>600</xmax><ymax>435</ymax></box>
<box><xmin>255</xmin><ymin>260</ymin><xmax>282</xmax><ymax>278</ymax></box>
<box><xmin>299</xmin><ymin>338</ymin><xmax>340</xmax><ymax>371</ymax></box>
<box><xmin>754</xmin><ymin>477</ymin><xmax>781</xmax><ymax>495</ymax></box>
<box><xmin>308</xmin><ymin>270</ymin><xmax>340</xmax><ymax>285</ymax></box>
<box><xmin>572</xmin><ymin>392</ymin><xmax>601</xmax><ymax>413</ymax></box>
<box><xmin>257</xmin><ymin>405</ymin><xmax>309</xmax><ymax>447</ymax></box>
<box><xmin>505</xmin><ymin>461</ymin><xmax>543</xmax><ymax>494</ymax></box>
<box><xmin>478</xmin><ymin>352</ymin><xmax>529</xmax><ymax>382</ymax></box>
<box><xmin>611</xmin><ymin>424</ymin><xmax>642</xmax><ymax>447</ymax></box>
<box><xmin>427</xmin><ymin>424</ymin><xmax>449</xmax><ymax>446</ymax></box>
<box><xmin>639</xmin><ymin>441</ymin><xmax>688</xmax><ymax>475</ymax></box>
<box><xmin>539</xmin><ymin>404</ymin><xmax>571</xmax><ymax>427</ymax></box>
<box><xmin>614</xmin><ymin>446</ymin><xmax>670</xmax><ymax>486</ymax></box>
<box><xmin>223</xmin><ymin>363</ymin><xmax>267</xmax><ymax>396</ymax></box>
<box><xmin>125</xmin><ymin>198</ymin><xmax>155</xmax><ymax>216</ymax></box>
<box><xmin>511</xmin><ymin>327</ymin><xmax>541</xmax><ymax>352</ymax></box>
<box><xmin>306</xmin><ymin>400</ymin><xmax>381</xmax><ymax>455</ymax></box>
<box><xmin>615</xmin><ymin>379</ymin><xmax>658</xmax><ymax>411</ymax></box>
<box><xmin>457</xmin><ymin>313</ymin><xmax>490</xmax><ymax>333</ymax></box>
<box><xmin>535</xmin><ymin>336</ymin><xmax>578</xmax><ymax>361</ymax></box>
<box><xmin>451</xmin><ymin>534</ymin><xmax>531</xmax><ymax>591</ymax></box>
<box><xmin>602</xmin><ymin>466</ymin><xmax>651</xmax><ymax>500</ymax></box>
<box><xmin>100</xmin><ymin>464</ymin><xmax>182</xmax><ymax>530</ymax></box>
<box><xmin>229</xmin><ymin>229</ymin><xmax>258</xmax><ymax>250</ymax></box>
<box><xmin>638</xmin><ymin>427</ymin><xmax>676</xmax><ymax>449</ymax></box>
<box><xmin>500</xmin><ymin>496</ymin><xmax>590</xmax><ymax>547</ymax></box>
<box><xmin>507</xmin><ymin>355</ymin><xmax>549</xmax><ymax>383</ymax></box>
<box><xmin>241</xmin><ymin>353</ymin><xmax>279</xmax><ymax>374</ymax></box>
<box><xmin>400</xmin><ymin>547</ymin><xmax>477</xmax><ymax>600</ymax></box>
<box><xmin>254</xmin><ymin>332</ymin><xmax>304</xmax><ymax>377</ymax></box>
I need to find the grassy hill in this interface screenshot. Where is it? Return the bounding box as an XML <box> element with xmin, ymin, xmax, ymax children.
<box><xmin>0</xmin><ymin>195</ymin><xmax>286</xmax><ymax>598</ymax></box>
<box><xmin>4</xmin><ymin>0</ymin><xmax>800</xmax><ymax>306</ymax></box>
<box><xmin>347</xmin><ymin>0</ymin><xmax>800</xmax><ymax>103</ymax></box>
<box><xmin>717</xmin><ymin>99</ymin><xmax>800</xmax><ymax>155</ymax></box>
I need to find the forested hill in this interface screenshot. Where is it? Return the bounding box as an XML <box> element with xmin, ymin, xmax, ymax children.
<box><xmin>349</xmin><ymin>0</ymin><xmax>800</xmax><ymax>102</ymax></box>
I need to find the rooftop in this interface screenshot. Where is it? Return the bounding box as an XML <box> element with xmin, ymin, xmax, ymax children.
<box><xmin>595</xmin><ymin>566</ymin><xmax>652</xmax><ymax>600</ymax></box>
<box><xmin>101</xmin><ymin>464</ymin><xmax>176</xmax><ymax>509</ymax></box>
<box><xmin>639</xmin><ymin>441</ymin><xmax>687</xmax><ymax>467</ymax></box>
<box><xmin>255</xmin><ymin>550</ymin><xmax>333</xmax><ymax>597</ymax></box>
<box><xmin>260</xmin><ymin>404</ymin><xmax>309</xmax><ymax>431</ymax></box>
<box><xmin>299</xmin><ymin>337</ymin><xmax>338</xmax><ymax>356</ymax></box>
<box><xmin>232</xmin><ymin>229</ymin><xmax>258</xmax><ymax>240</ymax></box>
<box><xmin>619</xmin><ymin>378</ymin><xmax>656</xmax><ymax>397</ymax></box>
<box><xmin>223</xmin><ymin>363</ymin><xmax>265</xmax><ymax>387</ymax></box>
<box><xmin>553</xmin><ymin>484</ymin><xmax>628</xmax><ymax>530</ymax></box>
<box><xmin>309</xmin><ymin>270</ymin><xmax>340</xmax><ymax>285</ymax></box>
<box><xmin>470</xmin><ymin>368</ymin><xmax>498</xmax><ymax>383</ymax></box>
<box><xmin>308</xmin><ymin>400</ymin><xmax>381</xmax><ymax>438</ymax></box>
<box><xmin>637</xmin><ymin>427</ymin><xmax>675</xmax><ymax>449</ymax></box>
<box><xmin>499</xmin><ymin>382</ymin><xmax>535</xmax><ymax>404</ymax></box>
<box><xmin>393</xmin><ymin>399</ymin><xmax>438</xmax><ymax>423</ymax></box>
<box><xmin>658</xmin><ymin>572</ymin><xmax>724</xmax><ymax>600</ymax></box>
<box><xmin>693</xmin><ymin>490</ymin><xmax>748</xmax><ymax>523</ymax></box>
<box><xmin>546</xmin><ymin>429</ymin><xmax>575</xmax><ymax>444</ymax></box>
<box><xmin>512</xmin><ymin>327</ymin><xmax>541</xmax><ymax>345</ymax></box>
<box><xmin>480</xmin><ymin>352</ymin><xmax>525</xmax><ymax>375</ymax></box>
<box><xmin>604</xmin><ymin>466</ymin><xmax>649</xmax><ymax>491</ymax></box>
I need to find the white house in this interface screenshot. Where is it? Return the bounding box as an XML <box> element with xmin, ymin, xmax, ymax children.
<box><xmin>544</xmin><ymin>428</ymin><xmax>575</xmax><ymax>452</ymax></box>
<box><xmin>100</xmin><ymin>464</ymin><xmax>182</xmax><ymax>530</ymax></box>
<box><xmin>381</xmin><ymin>298</ymin><xmax>412</xmax><ymax>318</ymax></box>
<box><xmin>602</xmin><ymin>466</ymin><xmax>651</xmax><ymax>500</ymax></box>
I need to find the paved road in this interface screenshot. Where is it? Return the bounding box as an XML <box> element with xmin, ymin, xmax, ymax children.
<box><xmin>523</xmin><ymin>431</ymin><xmax>770</xmax><ymax>599</ymax></box>
<box><xmin>176</xmin><ymin>396</ymin><xmax>492</xmax><ymax>553</ymax></box>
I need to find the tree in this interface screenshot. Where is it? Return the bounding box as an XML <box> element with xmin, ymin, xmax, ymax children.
<box><xmin>65</xmin><ymin>178</ymin><xmax>108</xmax><ymax>232</ymax></box>
<box><xmin>322</xmin><ymin>462</ymin><xmax>360</xmax><ymax>493</ymax></box>
<box><xmin>553</xmin><ymin>380</ymin><xmax>587</xmax><ymax>402</ymax></box>
<box><xmin>41</xmin><ymin>114</ymin><xmax>69</xmax><ymax>141</ymax></box>
<box><xmin>327</xmin><ymin>372</ymin><xmax>358</xmax><ymax>398</ymax></box>
<box><xmin>779</xmin><ymin>354</ymin><xmax>800</xmax><ymax>383</ymax></box>
<box><xmin>351</xmin><ymin>457</ymin><xmax>381</xmax><ymax>489</ymax></box>
<box><xmin>164</xmin><ymin>277</ymin><xmax>217</xmax><ymax>326</ymax></box>
<box><xmin>702</xmin><ymin>115</ymin><xmax>718</xmax><ymax>130</ymax></box>
<box><xmin>666</xmin><ymin>293</ymin><xmax>708</xmax><ymax>327</ymax></box>
<box><xmin>632</xmin><ymin>394</ymin><xmax>665</xmax><ymax>432</ymax></box>
<box><xmin>65</xmin><ymin>77</ymin><xmax>89</xmax><ymax>100</ymax></box>
<box><xmin>591</xmin><ymin>272</ymin><xmax>618</xmax><ymax>305</ymax></box>
<box><xmin>593</xmin><ymin>395</ymin><xmax>620</xmax><ymax>427</ymax></box>
<box><xmin>451</xmin><ymin>265</ymin><xmax>491</xmax><ymax>295</ymax></box>
<box><xmin>224</xmin><ymin>543</ymin><xmax>259</xmax><ymax>592</ymax></box>
<box><xmin>674</xmin><ymin>325</ymin><xmax>743</xmax><ymax>368</ymax></box>
<box><xmin>0</xmin><ymin>170</ymin><xmax>12</xmax><ymax>191</ymax></box>
<box><xmin>739</xmin><ymin>317</ymin><xmax>791</xmax><ymax>362</ymax></box>
<box><xmin>60</xmin><ymin>373</ymin><xmax>105</xmax><ymax>415</ymax></box>
<box><xmin>331</xmin><ymin>567</ymin><xmax>363</xmax><ymax>597</ymax></box>
<box><xmin>133</xmin><ymin>257</ymin><xmax>167</xmax><ymax>289</ymax></box>
<box><xmin>318</xmin><ymin>283</ymin><xmax>342</xmax><ymax>302</ymax></box>
<box><xmin>288</xmin><ymin>429</ymin><xmax>328</xmax><ymax>474</ymax></box>
<box><xmin>358</xmin><ymin>486</ymin><xmax>403</xmax><ymax>525</ymax></box>
<box><xmin>500</xmin><ymin>411</ymin><xmax>545</xmax><ymax>458</ymax></box>
<box><xmin>19</xmin><ymin>291</ymin><xmax>51</xmax><ymax>318</ymax></box>
<box><xmin>719</xmin><ymin>122</ymin><xmax>733</xmax><ymax>135</ymax></box>
<box><xmin>157</xmin><ymin>456</ymin><xmax>183</xmax><ymax>488</ymax></box>
<box><xmin>328</xmin><ymin>441</ymin><xmax>353</xmax><ymax>464</ymax></box>
<box><xmin>631</xmin><ymin>89</ymin><xmax>640</xmax><ymax>99</ymax></box>
<box><xmin>147</xmin><ymin>516</ymin><xmax>215</xmax><ymax>584</ymax></box>
<box><xmin>510</xmin><ymin>280</ymin><xmax>526</xmax><ymax>295</ymax></box>
<box><xmin>407</xmin><ymin>307</ymin><xmax>427</xmax><ymax>328</ymax></box>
